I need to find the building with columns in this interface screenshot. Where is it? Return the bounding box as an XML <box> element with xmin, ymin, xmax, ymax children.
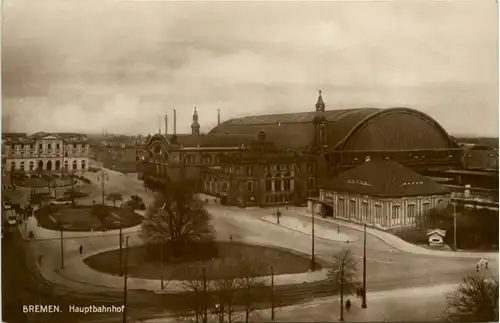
<box><xmin>2</xmin><ymin>132</ymin><xmax>90</xmax><ymax>174</ymax></box>
<box><xmin>140</xmin><ymin>91</ymin><xmax>472</xmax><ymax>208</ymax></box>
<box><xmin>311</xmin><ymin>159</ymin><xmax>451</xmax><ymax>230</ymax></box>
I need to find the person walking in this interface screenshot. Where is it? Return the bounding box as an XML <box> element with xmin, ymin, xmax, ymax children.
<box><xmin>346</xmin><ymin>299</ymin><xmax>351</xmax><ymax>312</ymax></box>
<box><xmin>79</xmin><ymin>245</ymin><xmax>83</xmax><ymax>255</ymax></box>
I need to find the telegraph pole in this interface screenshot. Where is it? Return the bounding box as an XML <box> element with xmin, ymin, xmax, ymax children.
<box><xmin>100</xmin><ymin>169</ymin><xmax>106</xmax><ymax>204</ymax></box>
<box><xmin>122</xmin><ymin>236</ymin><xmax>129</xmax><ymax>323</ymax></box>
<box><xmin>160</xmin><ymin>243</ymin><xmax>164</xmax><ymax>289</ymax></box>
<box><xmin>60</xmin><ymin>228</ymin><xmax>64</xmax><ymax>269</ymax></box>
<box><xmin>311</xmin><ymin>201</ymin><xmax>316</xmax><ymax>271</ymax></box>
<box><xmin>119</xmin><ymin>224</ymin><xmax>123</xmax><ymax>276</ymax></box>
<box><xmin>453</xmin><ymin>202</ymin><xmax>457</xmax><ymax>250</ymax></box>
<box><xmin>271</xmin><ymin>266</ymin><xmax>275</xmax><ymax>320</ymax></box>
<box><xmin>362</xmin><ymin>224</ymin><xmax>367</xmax><ymax>309</ymax></box>
<box><xmin>203</xmin><ymin>267</ymin><xmax>208</xmax><ymax>323</ymax></box>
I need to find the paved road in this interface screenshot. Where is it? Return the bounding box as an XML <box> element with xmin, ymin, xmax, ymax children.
<box><xmin>207</xmin><ymin>204</ymin><xmax>495</xmax><ymax>290</ymax></box>
<box><xmin>1</xmin><ymin>227</ymin><xmax>121</xmax><ymax>323</ymax></box>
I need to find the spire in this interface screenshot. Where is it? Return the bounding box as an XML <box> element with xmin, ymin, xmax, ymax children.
<box><xmin>217</xmin><ymin>109</ymin><xmax>221</xmax><ymax>126</ymax></box>
<box><xmin>316</xmin><ymin>90</ymin><xmax>325</xmax><ymax>112</ymax></box>
<box><xmin>191</xmin><ymin>106</ymin><xmax>200</xmax><ymax>135</ymax></box>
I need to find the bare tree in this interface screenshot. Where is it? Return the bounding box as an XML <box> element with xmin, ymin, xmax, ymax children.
<box><xmin>106</xmin><ymin>192</ymin><xmax>123</xmax><ymax>207</ymax></box>
<box><xmin>237</xmin><ymin>258</ymin><xmax>268</xmax><ymax>323</ymax></box>
<box><xmin>446</xmin><ymin>275</ymin><xmax>499</xmax><ymax>322</ymax></box>
<box><xmin>182</xmin><ymin>258</ymin><xmax>267</xmax><ymax>323</ymax></box>
<box><xmin>181</xmin><ymin>267</ymin><xmax>210</xmax><ymax>323</ymax></box>
<box><xmin>327</xmin><ymin>248</ymin><xmax>359</xmax><ymax>321</ymax></box>
<box><xmin>140</xmin><ymin>185</ymin><xmax>214</xmax><ymax>258</ymax></box>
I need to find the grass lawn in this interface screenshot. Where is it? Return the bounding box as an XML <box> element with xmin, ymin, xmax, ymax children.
<box><xmin>34</xmin><ymin>204</ymin><xmax>143</xmax><ymax>231</ymax></box>
<box><xmin>84</xmin><ymin>241</ymin><xmax>321</xmax><ymax>280</ymax></box>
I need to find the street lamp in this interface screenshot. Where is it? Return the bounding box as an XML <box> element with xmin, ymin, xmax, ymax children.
<box><xmin>122</xmin><ymin>236</ymin><xmax>129</xmax><ymax>323</ymax></box>
<box><xmin>362</xmin><ymin>224</ymin><xmax>367</xmax><ymax>309</ymax></box>
<box><xmin>97</xmin><ymin>170</ymin><xmax>108</xmax><ymax>204</ymax></box>
<box><xmin>311</xmin><ymin>200</ymin><xmax>316</xmax><ymax>271</ymax></box>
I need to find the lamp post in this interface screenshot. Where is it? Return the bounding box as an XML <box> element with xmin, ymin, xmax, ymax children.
<box><xmin>160</xmin><ymin>242</ymin><xmax>164</xmax><ymax>289</ymax></box>
<box><xmin>270</xmin><ymin>266</ymin><xmax>275</xmax><ymax>320</ymax></box>
<box><xmin>122</xmin><ymin>236</ymin><xmax>129</xmax><ymax>323</ymax></box>
<box><xmin>362</xmin><ymin>224</ymin><xmax>367</xmax><ymax>309</ymax></box>
<box><xmin>98</xmin><ymin>170</ymin><xmax>108</xmax><ymax>204</ymax></box>
<box><xmin>453</xmin><ymin>202</ymin><xmax>457</xmax><ymax>250</ymax></box>
<box><xmin>311</xmin><ymin>200</ymin><xmax>315</xmax><ymax>271</ymax></box>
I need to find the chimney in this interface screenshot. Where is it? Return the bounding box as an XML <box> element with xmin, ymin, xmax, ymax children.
<box><xmin>164</xmin><ymin>114</ymin><xmax>168</xmax><ymax>137</ymax></box>
<box><xmin>218</xmin><ymin>109</ymin><xmax>221</xmax><ymax>126</ymax></box>
<box><xmin>174</xmin><ymin>109</ymin><xmax>177</xmax><ymax>135</ymax></box>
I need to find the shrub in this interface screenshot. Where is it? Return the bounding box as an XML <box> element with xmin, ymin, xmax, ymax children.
<box><xmin>394</xmin><ymin>228</ymin><xmax>428</xmax><ymax>245</ymax></box>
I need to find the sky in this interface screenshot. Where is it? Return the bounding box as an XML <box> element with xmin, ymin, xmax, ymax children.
<box><xmin>1</xmin><ymin>0</ymin><xmax>498</xmax><ymax>136</ymax></box>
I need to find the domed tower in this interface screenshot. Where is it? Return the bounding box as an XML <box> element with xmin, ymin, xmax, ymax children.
<box><xmin>191</xmin><ymin>107</ymin><xmax>200</xmax><ymax>135</ymax></box>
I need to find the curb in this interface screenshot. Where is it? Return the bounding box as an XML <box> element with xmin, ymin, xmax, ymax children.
<box><xmin>260</xmin><ymin>217</ymin><xmax>359</xmax><ymax>243</ymax></box>
<box><xmin>296</xmin><ymin>212</ymin><xmax>498</xmax><ymax>259</ymax></box>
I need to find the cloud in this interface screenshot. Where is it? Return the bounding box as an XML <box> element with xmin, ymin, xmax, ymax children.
<box><xmin>1</xmin><ymin>0</ymin><xmax>498</xmax><ymax>136</ymax></box>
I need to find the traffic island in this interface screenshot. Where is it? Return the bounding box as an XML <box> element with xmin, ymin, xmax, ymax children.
<box><xmin>84</xmin><ymin>241</ymin><xmax>323</xmax><ymax>280</ymax></box>
<box><xmin>34</xmin><ymin>204</ymin><xmax>143</xmax><ymax>232</ymax></box>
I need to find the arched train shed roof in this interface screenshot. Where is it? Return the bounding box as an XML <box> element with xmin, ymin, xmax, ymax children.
<box><xmin>209</xmin><ymin>107</ymin><xmax>459</xmax><ymax>151</ymax></box>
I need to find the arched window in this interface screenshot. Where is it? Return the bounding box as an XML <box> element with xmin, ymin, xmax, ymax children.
<box><xmin>201</xmin><ymin>155</ymin><xmax>212</xmax><ymax>165</ymax></box>
<box><xmin>274</xmin><ymin>178</ymin><xmax>282</xmax><ymax>191</ymax></box>
<box><xmin>375</xmin><ymin>204</ymin><xmax>382</xmax><ymax>223</ymax></box>
<box><xmin>10</xmin><ymin>161</ymin><xmax>15</xmax><ymax>171</ymax></box>
<box><xmin>64</xmin><ymin>160</ymin><xmax>69</xmax><ymax>171</ymax></box>
<box><xmin>338</xmin><ymin>198</ymin><xmax>345</xmax><ymax>218</ymax></box>
<box><xmin>247</xmin><ymin>181</ymin><xmax>253</xmax><ymax>192</ymax></box>
<box><xmin>265</xmin><ymin>174</ymin><xmax>272</xmax><ymax>191</ymax></box>
<box><xmin>392</xmin><ymin>205</ymin><xmax>400</xmax><ymax>225</ymax></box>
<box><xmin>81</xmin><ymin>160</ymin><xmax>86</xmax><ymax>170</ymax></box>
<box><xmin>72</xmin><ymin>160</ymin><xmax>77</xmax><ymax>170</ymax></box>
<box><xmin>284</xmin><ymin>172</ymin><xmax>291</xmax><ymax>190</ymax></box>
<box><xmin>20</xmin><ymin>161</ymin><xmax>25</xmax><ymax>171</ymax></box>
<box><xmin>350</xmin><ymin>200</ymin><xmax>356</xmax><ymax>220</ymax></box>
<box><xmin>407</xmin><ymin>204</ymin><xmax>416</xmax><ymax>224</ymax></box>
<box><xmin>29</xmin><ymin>161</ymin><xmax>34</xmax><ymax>171</ymax></box>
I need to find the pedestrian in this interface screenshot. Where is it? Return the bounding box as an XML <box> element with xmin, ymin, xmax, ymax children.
<box><xmin>346</xmin><ymin>299</ymin><xmax>351</xmax><ymax>312</ymax></box>
<box><xmin>229</xmin><ymin>235</ymin><xmax>233</xmax><ymax>242</ymax></box>
<box><xmin>337</xmin><ymin>225</ymin><xmax>340</xmax><ymax>234</ymax></box>
<box><xmin>79</xmin><ymin>245</ymin><xmax>83</xmax><ymax>255</ymax></box>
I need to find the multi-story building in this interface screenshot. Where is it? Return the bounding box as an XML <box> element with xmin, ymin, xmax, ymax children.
<box><xmin>139</xmin><ymin>91</ymin><xmax>471</xmax><ymax>209</ymax></box>
<box><xmin>2</xmin><ymin>132</ymin><xmax>90</xmax><ymax>173</ymax></box>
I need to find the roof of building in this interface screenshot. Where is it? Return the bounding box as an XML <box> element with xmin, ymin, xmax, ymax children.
<box><xmin>321</xmin><ymin>160</ymin><xmax>450</xmax><ymax>197</ymax></box>
<box><xmin>427</xmin><ymin>229</ymin><xmax>447</xmax><ymax>237</ymax></box>
<box><xmin>209</xmin><ymin>108</ymin><xmax>380</xmax><ymax>149</ymax></box>
<box><xmin>164</xmin><ymin>133</ymin><xmax>258</xmax><ymax>148</ymax></box>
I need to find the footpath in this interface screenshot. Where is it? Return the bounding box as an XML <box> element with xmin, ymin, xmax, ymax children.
<box><xmin>286</xmin><ymin>206</ymin><xmax>498</xmax><ymax>260</ymax></box>
<box><xmin>143</xmin><ymin>283</ymin><xmax>458</xmax><ymax>323</ymax></box>
<box><xmin>19</xmin><ymin>215</ymin><xmax>329</xmax><ymax>294</ymax></box>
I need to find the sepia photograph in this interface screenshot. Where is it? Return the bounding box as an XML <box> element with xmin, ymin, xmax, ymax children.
<box><xmin>1</xmin><ymin>0</ymin><xmax>499</xmax><ymax>322</ymax></box>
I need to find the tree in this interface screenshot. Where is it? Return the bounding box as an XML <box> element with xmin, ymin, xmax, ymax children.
<box><xmin>140</xmin><ymin>185</ymin><xmax>214</xmax><ymax>258</ymax></box>
<box><xmin>327</xmin><ymin>248</ymin><xmax>359</xmax><ymax>321</ymax></box>
<box><xmin>91</xmin><ymin>204</ymin><xmax>110</xmax><ymax>226</ymax></box>
<box><xmin>237</xmin><ymin>258</ymin><xmax>268</xmax><ymax>323</ymax></box>
<box><xmin>181</xmin><ymin>258</ymin><xmax>267</xmax><ymax>323</ymax></box>
<box><xmin>106</xmin><ymin>192</ymin><xmax>123</xmax><ymax>207</ymax></box>
<box><xmin>446</xmin><ymin>275</ymin><xmax>499</xmax><ymax>322</ymax></box>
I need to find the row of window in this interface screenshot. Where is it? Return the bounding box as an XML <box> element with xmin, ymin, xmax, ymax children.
<box><xmin>265</xmin><ymin>194</ymin><xmax>293</xmax><ymax>204</ymax></box>
<box><xmin>338</xmin><ymin>199</ymin><xmax>441</xmax><ymax>226</ymax></box>
<box><xmin>185</xmin><ymin>155</ymin><xmax>219</xmax><ymax>165</ymax></box>
<box><xmin>8</xmin><ymin>143</ymin><xmax>88</xmax><ymax>150</ymax></box>
<box><xmin>10</xmin><ymin>160</ymin><xmax>86</xmax><ymax>171</ymax></box>
<box><xmin>8</xmin><ymin>150</ymin><xmax>88</xmax><ymax>158</ymax></box>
